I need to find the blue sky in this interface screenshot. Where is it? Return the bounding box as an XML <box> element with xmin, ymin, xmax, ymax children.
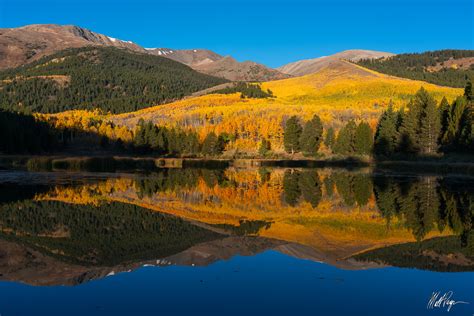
<box><xmin>0</xmin><ymin>0</ymin><xmax>472</xmax><ymax>67</ymax></box>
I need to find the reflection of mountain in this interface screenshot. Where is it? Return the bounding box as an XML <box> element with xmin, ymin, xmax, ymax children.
<box><xmin>0</xmin><ymin>167</ymin><xmax>472</xmax><ymax>287</ymax></box>
<box><xmin>0</xmin><ymin>234</ymin><xmax>382</xmax><ymax>287</ymax></box>
<box><xmin>34</xmin><ymin>168</ymin><xmax>473</xmax><ymax>263</ymax></box>
<box><xmin>352</xmin><ymin>234</ymin><xmax>474</xmax><ymax>272</ymax></box>
<box><xmin>0</xmin><ymin>200</ymin><xmax>221</xmax><ymax>266</ymax></box>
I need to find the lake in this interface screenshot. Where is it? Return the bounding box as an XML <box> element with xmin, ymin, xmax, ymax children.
<box><xmin>0</xmin><ymin>167</ymin><xmax>472</xmax><ymax>315</ymax></box>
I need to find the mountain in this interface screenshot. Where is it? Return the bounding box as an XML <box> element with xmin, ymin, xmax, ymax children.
<box><xmin>145</xmin><ymin>48</ymin><xmax>222</xmax><ymax>67</ymax></box>
<box><xmin>356</xmin><ymin>49</ymin><xmax>474</xmax><ymax>87</ymax></box>
<box><xmin>147</xmin><ymin>48</ymin><xmax>289</xmax><ymax>81</ymax></box>
<box><xmin>0</xmin><ymin>24</ymin><xmax>288</xmax><ymax>82</ymax></box>
<box><xmin>0</xmin><ymin>46</ymin><xmax>226</xmax><ymax>113</ymax></box>
<box><xmin>0</xmin><ymin>24</ymin><xmax>145</xmax><ymax>70</ymax></box>
<box><xmin>193</xmin><ymin>56</ymin><xmax>290</xmax><ymax>82</ymax></box>
<box><xmin>277</xmin><ymin>49</ymin><xmax>394</xmax><ymax>76</ymax></box>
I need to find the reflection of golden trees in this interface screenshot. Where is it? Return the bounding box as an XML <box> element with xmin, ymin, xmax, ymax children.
<box><xmin>33</xmin><ymin>168</ymin><xmax>455</xmax><ymax>260</ymax></box>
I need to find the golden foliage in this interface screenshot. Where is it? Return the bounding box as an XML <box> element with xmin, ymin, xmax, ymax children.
<box><xmin>40</xmin><ymin>62</ymin><xmax>462</xmax><ymax>151</ymax></box>
<box><xmin>36</xmin><ymin>169</ymin><xmax>452</xmax><ymax>259</ymax></box>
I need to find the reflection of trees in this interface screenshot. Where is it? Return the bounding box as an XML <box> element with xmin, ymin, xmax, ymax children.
<box><xmin>258</xmin><ymin>168</ymin><xmax>271</xmax><ymax>184</ymax></box>
<box><xmin>282</xmin><ymin>170</ymin><xmax>322</xmax><ymax>208</ymax></box>
<box><xmin>374</xmin><ymin>176</ymin><xmax>474</xmax><ymax>243</ymax></box>
<box><xmin>331</xmin><ymin>173</ymin><xmax>373</xmax><ymax>207</ymax></box>
<box><xmin>400</xmin><ymin>178</ymin><xmax>439</xmax><ymax>241</ymax></box>
<box><xmin>214</xmin><ymin>220</ymin><xmax>272</xmax><ymax>236</ymax></box>
<box><xmin>299</xmin><ymin>171</ymin><xmax>322</xmax><ymax>208</ymax></box>
<box><xmin>135</xmin><ymin>169</ymin><xmax>231</xmax><ymax>198</ymax></box>
<box><xmin>283</xmin><ymin>170</ymin><xmax>301</xmax><ymax>206</ymax></box>
<box><xmin>438</xmin><ymin>179</ymin><xmax>473</xmax><ymax>247</ymax></box>
<box><xmin>201</xmin><ymin>169</ymin><xmax>228</xmax><ymax>188</ymax></box>
<box><xmin>324</xmin><ymin>176</ymin><xmax>334</xmax><ymax>198</ymax></box>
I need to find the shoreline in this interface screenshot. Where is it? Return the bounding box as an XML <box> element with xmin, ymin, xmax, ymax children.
<box><xmin>1</xmin><ymin>154</ymin><xmax>474</xmax><ymax>175</ymax></box>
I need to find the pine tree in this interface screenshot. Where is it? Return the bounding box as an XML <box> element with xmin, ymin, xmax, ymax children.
<box><xmin>459</xmin><ymin>97</ymin><xmax>474</xmax><ymax>152</ymax></box>
<box><xmin>258</xmin><ymin>138</ymin><xmax>271</xmax><ymax>157</ymax></box>
<box><xmin>299</xmin><ymin>114</ymin><xmax>323</xmax><ymax>156</ymax></box>
<box><xmin>184</xmin><ymin>132</ymin><xmax>200</xmax><ymax>155</ymax></box>
<box><xmin>465</xmin><ymin>81</ymin><xmax>473</xmax><ymax>101</ymax></box>
<box><xmin>354</xmin><ymin>121</ymin><xmax>374</xmax><ymax>155</ymax></box>
<box><xmin>324</xmin><ymin>127</ymin><xmax>336</xmax><ymax>152</ymax></box>
<box><xmin>419</xmin><ymin>89</ymin><xmax>441</xmax><ymax>155</ymax></box>
<box><xmin>399</xmin><ymin>87</ymin><xmax>441</xmax><ymax>155</ymax></box>
<box><xmin>133</xmin><ymin>119</ymin><xmax>149</xmax><ymax>151</ymax></box>
<box><xmin>283</xmin><ymin>116</ymin><xmax>302</xmax><ymax>154</ymax></box>
<box><xmin>439</xmin><ymin>97</ymin><xmax>450</xmax><ymax>146</ymax></box>
<box><xmin>333</xmin><ymin>120</ymin><xmax>357</xmax><ymax>155</ymax></box>
<box><xmin>202</xmin><ymin>132</ymin><xmax>221</xmax><ymax>156</ymax></box>
<box><xmin>374</xmin><ymin>104</ymin><xmax>399</xmax><ymax>157</ymax></box>
<box><xmin>441</xmin><ymin>97</ymin><xmax>468</xmax><ymax>149</ymax></box>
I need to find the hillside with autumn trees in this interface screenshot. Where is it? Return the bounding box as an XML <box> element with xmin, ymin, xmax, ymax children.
<box><xmin>1</xmin><ymin>58</ymin><xmax>472</xmax><ymax>160</ymax></box>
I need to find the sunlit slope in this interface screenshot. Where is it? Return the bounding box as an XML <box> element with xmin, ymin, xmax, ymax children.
<box><xmin>111</xmin><ymin>61</ymin><xmax>461</xmax><ymax>150</ymax></box>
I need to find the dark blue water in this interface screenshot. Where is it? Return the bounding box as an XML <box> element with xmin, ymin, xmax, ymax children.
<box><xmin>0</xmin><ymin>251</ymin><xmax>472</xmax><ymax>316</ymax></box>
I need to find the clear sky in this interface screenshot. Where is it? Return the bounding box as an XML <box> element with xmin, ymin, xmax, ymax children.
<box><xmin>0</xmin><ymin>0</ymin><xmax>472</xmax><ymax>68</ymax></box>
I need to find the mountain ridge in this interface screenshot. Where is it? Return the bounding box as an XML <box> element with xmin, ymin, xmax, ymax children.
<box><xmin>0</xmin><ymin>24</ymin><xmax>288</xmax><ymax>81</ymax></box>
<box><xmin>278</xmin><ymin>49</ymin><xmax>395</xmax><ymax>76</ymax></box>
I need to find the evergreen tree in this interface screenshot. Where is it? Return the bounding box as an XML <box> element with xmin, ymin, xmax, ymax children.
<box><xmin>258</xmin><ymin>138</ymin><xmax>271</xmax><ymax>156</ymax></box>
<box><xmin>354</xmin><ymin>121</ymin><xmax>374</xmax><ymax>155</ymax></box>
<box><xmin>299</xmin><ymin>114</ymin><xmax>324</xmax><ymax>156</ymax></box>
<box><xmin>374</xmin><ymin>104</ymin><xmax>399</xmax><ymax>157</ymax></box>
<box><xmin>283</xmin><ymin>116</ymin><xmax>302</xmax><ymax>154</ymax></box>
<box><xmin>324</xmin><ymin>127</ymin><xmax>336</xmax><ymax>152</ymax></box>
<box><xmin>458</xmin><ymin>98</ymin><xmax>474</xmax><ymax>152</ymax></box>
<box><xmin>465</xmin><ymin>81</ymin><xmax>473</xmax><ymax>101</ymax></box>
<box><xmin>156</xmin><ymin>127</ymin><xmax>169</xmax><ymax>154</ymax></box>
<box><xmin>333</xmin><ymin>120</ymin><xmax>357</xmax><ymax>155</ymax></box>
<box><xmin>399</xmin><ymin>87</ymin><xmax>441</xmax><ymax>155</ymax></box>
<box><xmin>184</xmin><ymin>132</ymin><xmax>200</xmax><ymax>155</ymax></box>
<box><xmin>202</xmin><ymin>132</ymin><xmax>221</xmax><ymax>156</ymax></box>
<box><xmin>133</xmin><ymin>119</ymin><xmax>149</xmax><ymax>151</ymax></box>
<box><xmin>439</xmin><ymin>97</ymin><xmax>450</xmax><ymax>146</ymax></box>
<box><xmin>441</xmin><ymin>97</ymin><xmax>468</xmax><ymax>149</ymax></box>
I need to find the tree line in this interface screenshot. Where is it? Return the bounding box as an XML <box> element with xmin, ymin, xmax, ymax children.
<box><xmin>0</xmin><ymin>109</ymin><xmax>56</xmax><ymax>153</ymax></box>
<box><xmin>212</xmin><ymin>82</ymin><xmax>274</xmax><ymax>99</ymax></box>
<box><xmin>280</xmin><ymin>83</ymin><xmax>473</xmax><ymax>159</ymax></box>
<box><xmin>357</xmin><ymin>49</ymin><xmax>474</xmax><ymax>88</ymax></box>
<box><xmin>0</xmin><ymin>46</ymin><xmax>226</xmax><ymax>114</ymax></box>
<box><xmin>374</xmin><ymin>84</ymin><xmax>473</xmax><ymax>158</ymax></box>
<box><xmin>133</xmin><ymin>119</ymin><xmax>230</xmax><ymax>156</ymax></box>
<box><xmin>282</xmin><ymin>113</ymin><xmax>374</xmax><ymax>157</ymax></box>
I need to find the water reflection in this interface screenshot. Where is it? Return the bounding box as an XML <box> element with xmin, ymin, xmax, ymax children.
<box><xmin>0</xmin><ymin>167</ymin><xmax>473</xmax><ymax>286</ymax></box>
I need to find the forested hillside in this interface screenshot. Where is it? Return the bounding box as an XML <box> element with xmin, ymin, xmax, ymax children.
<box><xmin>0</xmin><ymin>46</ymin><xmax>226</xmax><ymax>114</ymax></box>
<box><xmin>357</xmin><ymin>50</ymin><xmax>474</xmax><ymax>88</ymax></box>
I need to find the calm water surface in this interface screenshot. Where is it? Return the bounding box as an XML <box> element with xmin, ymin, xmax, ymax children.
<box><xmin>0</xmin><ymin>167</ymin><xmax>472</xmax><ymax>315</ymax></box>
